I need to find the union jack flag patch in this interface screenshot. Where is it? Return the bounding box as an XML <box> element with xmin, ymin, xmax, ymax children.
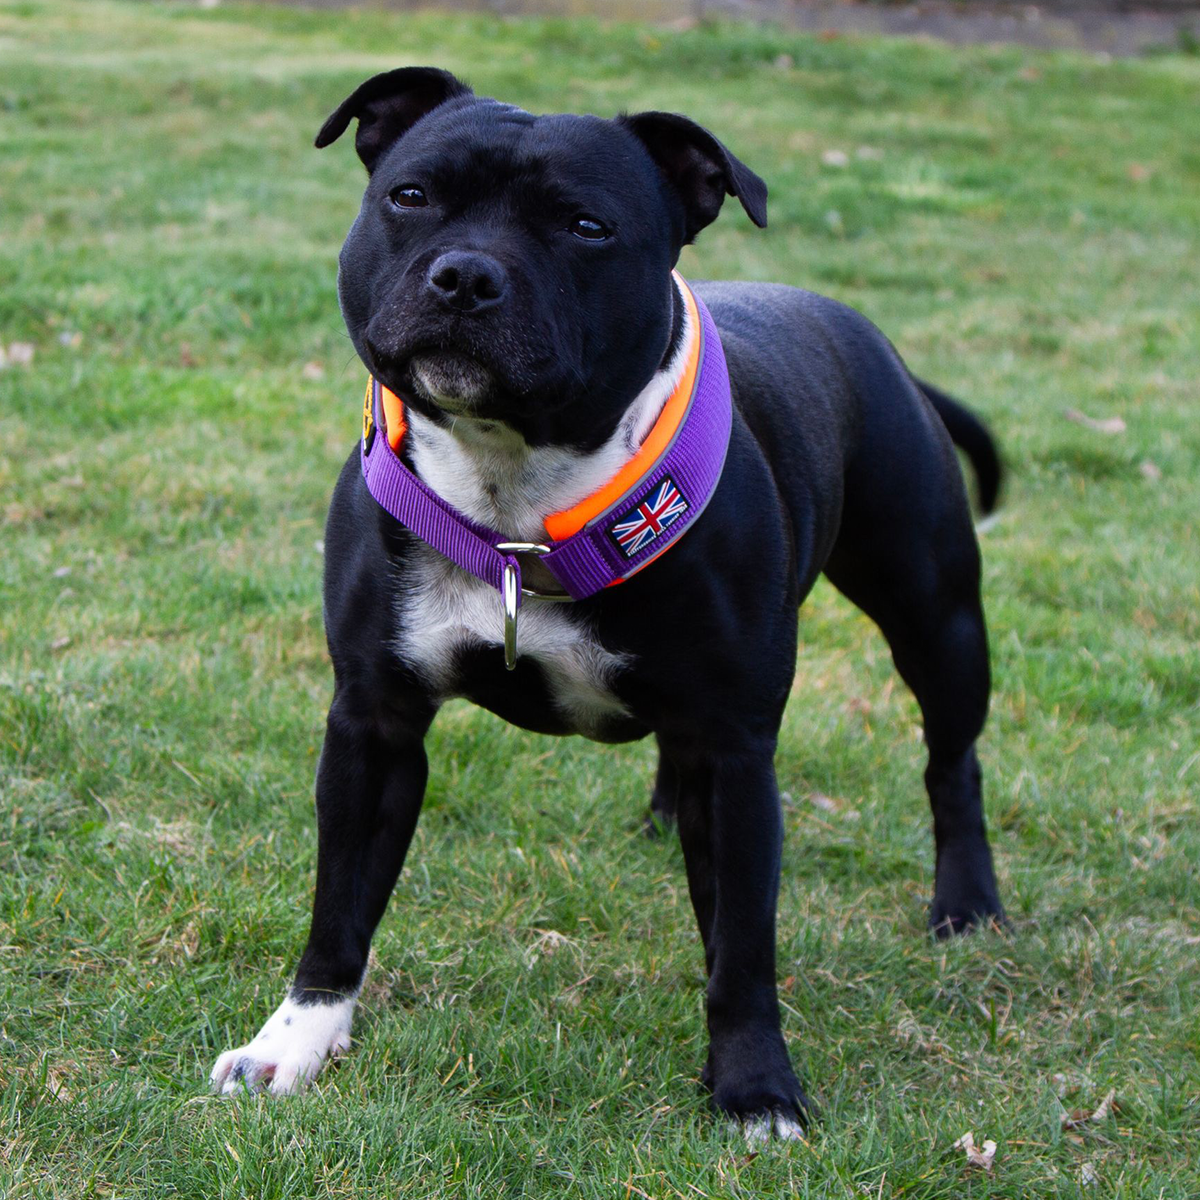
<box><xmin>609</xmin><ymin>477</ymin><xmax>689</xmax><ymax>558</ymax></box>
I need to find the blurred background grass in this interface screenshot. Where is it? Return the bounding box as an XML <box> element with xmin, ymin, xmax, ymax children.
<box><xmin>1</xmin><ymin>2</ymin><xmax>1198</xmax><ymax>1196</ymax></box>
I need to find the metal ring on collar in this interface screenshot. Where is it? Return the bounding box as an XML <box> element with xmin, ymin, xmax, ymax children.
<box><xmin>501</xmin><ymin>560</ymin><xmax>520</xmax><ymax>671</ymax></box>
<box><xmin>494</xmin><ymin>542</ymin><xmax>573</xmax><ymax>603</ymax></box>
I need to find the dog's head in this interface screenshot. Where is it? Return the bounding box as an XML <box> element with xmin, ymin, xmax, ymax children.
<box><xmin>318</xmin><ymin>68</ymin><xmax>766</xmax><ymax>448</ymax></box>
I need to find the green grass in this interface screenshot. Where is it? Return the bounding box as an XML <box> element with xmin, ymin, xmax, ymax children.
<box><xmin>2</xmin><ymin>1</ymin><xmax>1198</xmax><ymax>1195</ymax></box>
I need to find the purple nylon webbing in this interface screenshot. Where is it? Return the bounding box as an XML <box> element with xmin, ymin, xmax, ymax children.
<box><xmin>359</xmin><ymin>283</ymin><xmax>731</xmax><ymax>602</ymax></box>
<box><xmin>361</xmin><ymin>404</ymin><xmax>520</xmax><ymax>601</ymax></box>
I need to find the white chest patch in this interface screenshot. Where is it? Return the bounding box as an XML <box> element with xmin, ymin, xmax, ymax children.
<box><xmin>394</xmin><ymin>549</ymin><xmax>632</xmax><ymax>736</ymax></box>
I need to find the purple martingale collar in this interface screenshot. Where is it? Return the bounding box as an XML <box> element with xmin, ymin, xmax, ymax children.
<box><xmin>359</xmin><ymin>277</ymin><xmax>732</xmax><ymax>668</ymax></box>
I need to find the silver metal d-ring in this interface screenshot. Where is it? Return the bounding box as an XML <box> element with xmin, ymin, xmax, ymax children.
<box><xmin>502</xmin><ymin>561</ymin><xmax>519</xmax><ymax>671</ymax></box>
<box><xmin>494</xmin><ymin>542</ymin><xmax>573</xmax><ymax>603</ymax></box>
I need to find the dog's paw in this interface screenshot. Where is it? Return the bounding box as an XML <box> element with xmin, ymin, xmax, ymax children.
<box><xmin>929</xmin><ymin>903</ymin><xmax>1008</xmax><ymax>938</ymax></box>
<box><xmin>703</xmin><ymin>1033</ymin><xmax>813</xmax><ymax>1132</ymax></box>
<box><xmin>743</xmin><ymin>1110</ymin><xmax>807</xmax><ymax>1146</ymax></box>
<box><xmin>930</xmin><ymin>881</ymin><xmax>1006</xmax><ymax>938</ymax></box>
<box><xmin>930</xmin><ymin>841</ymin><xmax>1006</xmax><ymax>937</ymax></box>
<box><xmin>210</xmin><ymin>993</ymin><xmax>355</xmax><ymax>1096</ymax></box>
<box><xmin>712</xmin><ymin>1078</ymin><xmax>814</xmax><ymax>1133</ymax></box>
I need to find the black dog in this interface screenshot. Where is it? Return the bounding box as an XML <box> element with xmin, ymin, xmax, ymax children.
<box><xmin>211</xmin><ymin>68</ymin><xmax>1004</xmax><ymax>1132</ymax></box>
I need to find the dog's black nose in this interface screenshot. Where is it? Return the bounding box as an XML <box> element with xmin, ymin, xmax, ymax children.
<box><xmin>426</xmin><ymin>251</ymin><xmax>507</xmax><ymax>313</ymax></box>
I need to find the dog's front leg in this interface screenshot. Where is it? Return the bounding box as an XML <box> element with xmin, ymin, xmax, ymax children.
<box><xmin>668</xmin><ymin>738</ymin><xmax>811</xmax><ymax>1134</ymax></box>
<box><xmin>210</xmin><ymin>699</ymin><xmax>430</xmax><ymax>1095</ymax></box>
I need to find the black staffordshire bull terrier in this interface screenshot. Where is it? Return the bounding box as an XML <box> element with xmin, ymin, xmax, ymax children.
<box><xmin>211</xmin><ymin>67</ymin><xmax>1005</xmax><ymax>1134</ymax></box>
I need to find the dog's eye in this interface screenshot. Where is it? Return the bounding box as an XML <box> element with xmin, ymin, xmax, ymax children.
<box><xmin>568</xmin><ymin>216</ymin><xmax>610</xmax><ymax>241</ymax></box>
<box><xmin>390</xmin><ymin>186</ymin><xmax>428</xmax><ymax>209</ymax></box>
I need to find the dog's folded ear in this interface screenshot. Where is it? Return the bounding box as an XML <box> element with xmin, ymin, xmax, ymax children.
<box><xmin>618</xmin><ymin>111</ymin><xmax>767</xmax><ymax>241</ymax></box>
<box><xmin>315</xmin><ymin>67</ymin><xmax>472</xmax><ymax>172</ymax></box>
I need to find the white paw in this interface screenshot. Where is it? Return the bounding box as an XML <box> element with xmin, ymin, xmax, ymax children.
<box><xmin>743</xmin><ymin>1110</ymin><xmax>807</xmax><ymax>1147</ymax></box>
<box><xmin>210</xmin><ymin>993</ymin><xmax>355</xmax><ymax>1095</ymax></box>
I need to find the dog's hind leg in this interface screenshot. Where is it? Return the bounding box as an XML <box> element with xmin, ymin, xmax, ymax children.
<box><xmin>210</xmin><ymin>696</ymin><xmax>432</xmax><ymax>1094</ymax></box>
<box><xmin>644</xmin><ymin>736</ymin><xmax>679</xmax><ymax>836</ymax></box>
<box><xmin>823</xmin><ymin>408</ymin><xmax>1004</xmax><ymax>935</ymax></box>
<box><xmin>825</xmin><ymin>537</ymin><xmax>1003</xmax><ymax>934</ymax></box>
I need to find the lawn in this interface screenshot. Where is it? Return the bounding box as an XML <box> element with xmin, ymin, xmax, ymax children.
<box><xmin>1</xmin><ymin>1</ymin><xmax>1198</xmax><ymax>1195</ymax></box>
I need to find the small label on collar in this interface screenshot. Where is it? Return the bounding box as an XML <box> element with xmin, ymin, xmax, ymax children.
<box><xmin>609</xmin><ymin>476</ymin><xmax>688</xmax><ymax>558</ymax></box>
<box><xmin>362</xmin><ymin>381</ymin><xmax>376</xmax><ymax>453</ymax></box>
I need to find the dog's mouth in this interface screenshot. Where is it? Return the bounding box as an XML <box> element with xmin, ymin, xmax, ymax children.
<box><xmin>407</xmin><ymin>351</ymin><xmax>494</xmax><ymax>415</ymax></box>
<box><xmin>363</xmin><ymin>307</ymin><xmax>572</xmax><ymax>429</ymax></box>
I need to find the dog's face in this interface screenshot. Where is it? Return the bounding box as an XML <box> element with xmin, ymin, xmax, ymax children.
<box><xmin>318</xmin><ymin>68</ymin><xmax>766</xmax><ymax>449</ymax></box>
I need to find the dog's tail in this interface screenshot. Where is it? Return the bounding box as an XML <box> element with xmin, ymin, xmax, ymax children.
<box><xmin>916</xmin><ymin>378</ymin><xmax>1003</xmax><ymax>515</ymax></box>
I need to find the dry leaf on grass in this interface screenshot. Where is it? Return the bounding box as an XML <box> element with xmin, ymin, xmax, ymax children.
<box><xmin>953</xmin><ymin>1130</ymin><xmax>997</xmax><ymax>1172</ymax></box>
<box><xmin>1062</xmin><ymin>1087</ymin><xmax>1117</xmax><ymax>1129</ymax></box>
<box><xmin>1064</xmin><ymin>409</ymin><xmax>1126</xmax><ymax>435</ymax></box>
<box><xmin>1081</xmin><ymin>1161</ymin><xmax>1099</xmax><ymax>1186</ymax></box>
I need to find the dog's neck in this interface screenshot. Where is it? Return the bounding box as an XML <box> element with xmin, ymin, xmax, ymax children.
<box><xmin>404</xmin><ymin>281</ymin><xmax>693</xmax><ymax>543</ymax></box>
